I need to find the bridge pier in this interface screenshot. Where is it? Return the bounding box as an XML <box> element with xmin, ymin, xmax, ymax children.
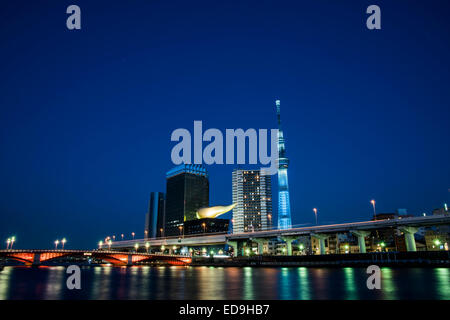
<box><xmin>311</xmin><ymin>234</ymin><xmax>328</xmax><ymax>255</ymax></box>
<box><xmin>252</xmin><ymin>238</ymin><xmax>266</xmax><ymax>255</ymax></box>
<box><xmin>400</xmin><ymin>227</ymin><xmax>418</xmax><ymax>252</ymax></box>
<box><xmin>281</xmin><ymin>237</ymin><xmax>297</xmax><ymax>256</ymax></box>
<box><xmin>351</xmin><ymin>230</ymin><xmax>370</xmax><ymax>253</ymax></box>
<box><xmin>32</xmin><ymin>253</ymin><xmax>41</xmax><ymax>266</ymax></box>
<box><xmin>227</xmin><ymin>241</ymin><xmax>239</xmax><ymax>256</ymax></box>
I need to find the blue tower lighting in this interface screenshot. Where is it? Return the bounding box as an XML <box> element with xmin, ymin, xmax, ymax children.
<box><xmin>276</xmin><ymin>100</ymin><xmax>292</xmax><ymax>230</ymax></box>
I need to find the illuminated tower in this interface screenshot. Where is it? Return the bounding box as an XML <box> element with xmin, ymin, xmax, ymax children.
<box><xmin>276</xmin><ymin>100</ymin><xmax>292</xmax><ymax>229</ymax></box>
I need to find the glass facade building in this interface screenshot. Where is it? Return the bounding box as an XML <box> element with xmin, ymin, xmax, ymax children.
<box><xmin>145</xmin><ymin>192</ymin><xmax>165</xmax><ymax>239</ymax></box>
<box><xmin>164</xmin><ymin>164</ymin><xmax>209</xmax><ymax>237</ymax></box>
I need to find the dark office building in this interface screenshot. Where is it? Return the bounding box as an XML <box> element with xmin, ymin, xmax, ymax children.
<box><xmin>164</xmin><ymin>164</ymin><xmax>209</xmax><ymax>237</ymax></box>
<box><xmin>145</xmin><ymin>192</ymin><xmax>165</xmax><ymax>239</ymax></box>
<box><xmin>184</xmin><ymin>218</ymin><xmax>229</xmax><ymax>235</ymax></box>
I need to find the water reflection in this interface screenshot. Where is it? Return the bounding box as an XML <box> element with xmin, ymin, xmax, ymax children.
<box><xmin>243</xmin><ymin>267</ymin><xmax>254</xmax><ymax>300</ymax></box>
<box><xmin>0</xmin><ymin>267</ymin><xmax>12</xmax><ymax>300</ymax></box>
<box><xmin>0</xmin><ymin>266</ymin><xmax>448</xmax><ymax>300</ymax></box>
<box><xmin>434</xmin><ymin>268</ymin><xmax>450</xmax><ymax>300</ymax></box>
<box><xmin>380</xmin><ymin>268</ymin><xmax>397</xmax><ymax>300</ymax></box>
<box><xmin>343</xmin><ymin>267</ymin><xmax>358</xmax><ymax>300</ymax></box>
<box><xmin>297</xmin><ymin>267</ymin><xmax>311</xmax><ymax>300</ymax></box>
<box><xmin>43</xmin><ymin>266</ymin><xmax>64</xmax><ymax>299</ymax></box>
<box><xmin>279</xmin><ymin>268</ymin><xmax>293</xmax><ymax>299</ymax></box>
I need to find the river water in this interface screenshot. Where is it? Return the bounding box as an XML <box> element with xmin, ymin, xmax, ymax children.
<box><xmin>0</xmin><ymin>266</ymin><xmax>448</xmax><ymax>300</ymax></box>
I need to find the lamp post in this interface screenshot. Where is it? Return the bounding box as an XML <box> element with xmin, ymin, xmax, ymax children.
<box><xmin>131</xmin><ymin>232</ymin><xmax>135</xmax><ymax>240</ymax></box>
<box><xmin>98</xmin><ymin>241</ymin><xmax>103</xmax><ymax>249</ymax></box>
<box><xmin>10</xmin><ymin>236</ymin><xmax>15</xmax><ymax>249</ymax></box>
<box><xmin>108</xmin><ymin>240</ymin><xmax>112</xmax><ymax>250</ymax></box>
<box><xmin>61</xmin><ymin>238</ymin><xmax>66</xmax><ymax>250</ymax></box>
<box><xmin>54</xmin><ymin>240</ymin><xmax>59</xmax><ymax>250</ymax></box>
<box><xmin>313</xmin><ymin>208</ymin><xmax>318</xmax><ymax>225</ymax></box>
<box><xmin>145</xmin><ymin>242</ymin><xmax>150</xmax><ymax>253</ymax></box>
<box><xmin>202</xmin><ymin>223</ymin><xmax>206</xmax><ymax>234</ymax></box>
<box><xmin>6</xmin><ymin>238</ymin><xmax>11</xmax><ymax>250</ymax></box>
<box><xmin>371</xmin><ymin>200</ymin><xmax>376</xmax><ymax>220</ymax></box>
<box><xmin>179</xmin><ymin>225</ymin><xmax>184</xmax><ymax>238</ymax></box>
<box><xmin>144</xmin><ymin>230</ymin><xmax>148</xmax><ymax>239</ymax></box>
<box><xmin>134</xmin><ymin>243</ymin><xmax>139</xmax><ymax>252</ymax></box>
<box><xmin>121</xmin><ymin>234</ymin><xmax>124</xmax><ymax>240</ymax></box>
<box><xmin>160</xmin><ymin>228</ymin><xmax>164</xmax><ymax>238</ymax></box>
<box><xmin>267</xmin><ymin>214</ymin><xmax>272</xmax><ymax>229</ymax></box>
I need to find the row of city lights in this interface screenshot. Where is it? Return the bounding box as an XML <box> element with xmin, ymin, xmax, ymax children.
<box><xmin>96</xmin><ymin>200</ymin><xmax>379</xmax><ymax>246</ymax></box>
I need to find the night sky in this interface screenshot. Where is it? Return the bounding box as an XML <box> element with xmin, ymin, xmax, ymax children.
<box><xmin>1</xmin><ymin>0</ymin><xmax>449</xmax><ymax>249</ymax></box>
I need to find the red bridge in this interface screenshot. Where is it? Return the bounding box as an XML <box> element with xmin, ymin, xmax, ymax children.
<box><xmin>0</xmin><ymin>250</ymin><xmax>192</xmax><ymax>266</ymax></box>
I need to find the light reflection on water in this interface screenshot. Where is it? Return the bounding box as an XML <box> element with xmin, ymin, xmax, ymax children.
<box><xmin>0</xmin><ymin>266</ymin><xmax>448</xmax><ymax>300</ymax></box>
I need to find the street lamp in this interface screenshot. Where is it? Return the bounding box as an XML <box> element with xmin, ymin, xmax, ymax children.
<box><xmin>131</xmin><ymin>232</ymin><xmax>135</xmax><ymax>240</ymax></box>
<box><xmin>121</xmin><ymin>234</ymin><xmax>124</xmax><ymax>240</ymax></box>
<box><xmin>145</xmin><ymin>242</ymin><xmax>150</xmax><ymax>253</ymax></box>
<box><xmin>54</xmin><ymin>240</ymin><xmax>59</xmax><ymax>250</ymax></box>
<box><xmin>61</xmin><ymin>238</ymin><xmax>66</xmax><ymax>250</ymax></box>
<box><xmin>134</xmin><ymin>243</ymin><xmax>139</xmax><ymax>252</ymax></box>
<box><xmin>202</xmin><ymin>223</ymin><xmax>206</xmax><ymax>233</ymax></box>
<box><xmin>313</xmin><ymin>208</ymin><xmax>318</xmax><ymax>225</ymax></box>
<box><xmin>10</xmin><ymin>236</ymin><xmax>15</xmax><ymax>249</ymax></box>
<box><xmin>179</xmin><ymin>225</ymin><xmax>184</xmax><ymax>237</ymax></box>
<box><xmin>267</xmin><ymin>214</ymin><xmax>272</xmax><ymax>229</ymax></box>
<box><xmin>144</xmin><ymin>230</ymin><xmax>148</xmax><ymax>238</ymax></box>
<box><xmin>160</xmin><ymin>228</ymin><xmax>164</xmax><ymax>238</ymax></box>
<box><xmin>6</xmin><ymin>238</ymin><xmax>11</xmax><ymax>250</ymax></box>
<box><xmin>108</xmin><ymin>240</ymin><xmax>112</xmax><ymax>250</ymax></box>
<box><xmin>98</xmin><ymin>241</ymin><xmax>103</xmax><ymax>249</ymax></box>
<box><xmin>371</xmin><ymin>200</ymin><xmax>376</xmax><ymax>220</ymax></box>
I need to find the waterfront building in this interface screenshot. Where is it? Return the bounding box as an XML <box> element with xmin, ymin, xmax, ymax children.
<box><xmin>232</xmin><ymin>169</ymin><xmax>272</xmax><ymax>233</ymax></box>
<box><xmin>165</xmin><ymin>164</ymin><xmax>209</xmax><ymax>237</ymax></box>
<box><xmin>276</xmin><ymin>100</ymin><xmax>292</xmax><ymax>230</ymax></box>
<box><xmin>145</xmin><ymin>192</ymin><xmax>165</xmax><ymax>239</ymax></box>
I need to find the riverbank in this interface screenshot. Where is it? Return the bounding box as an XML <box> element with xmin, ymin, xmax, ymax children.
<box><xmin>191</xmin><ymin>251</ymin><xmax>450</xmax><ymax>267</ymax></box>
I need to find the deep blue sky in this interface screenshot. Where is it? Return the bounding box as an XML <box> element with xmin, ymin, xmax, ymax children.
<box><xmin>1</xmin><ymin>1</ymin><xmax>449</xmax><ymax>249</ymax></box>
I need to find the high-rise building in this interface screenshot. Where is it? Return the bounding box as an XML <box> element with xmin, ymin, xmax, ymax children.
<box><xmin>276</xmin><ymin>100</ymin><xmax>292</xmax><ymax>229</ymax></box>
<box><xmin>164</xmin><ymin>164</ymin><xmax>209</xmax><ymax>237</ymax></box>
<box><xmin>232</xmin><ymin>169</ymin><xmax>272</xmax><ymax>233</ymax></box>
<box><xmin>145</xmin><ymin>192</ymin><xmax>165</xmax><ymax>239</ymax></box>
